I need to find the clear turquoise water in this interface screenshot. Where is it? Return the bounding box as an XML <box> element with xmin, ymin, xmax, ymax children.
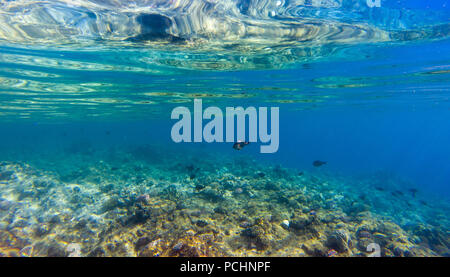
<box><xmin>0</xmin><ymin>0</ymin><xmax>449</xmax><ymax>257</ymax></box>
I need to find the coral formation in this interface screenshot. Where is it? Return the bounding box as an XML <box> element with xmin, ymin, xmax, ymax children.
<box><xmin>0</xmin><ymin>147</ymin><xmax>448</xmax><ymax>257</ymax></box>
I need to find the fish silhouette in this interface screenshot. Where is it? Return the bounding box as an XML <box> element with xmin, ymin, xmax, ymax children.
<box><xmin>409</xmin><ymin>188</ymin><xmax>418</xmax><ymax>197</ymax></box>
<box><xmin>312</xmin><ymin>160</ymin><xmax>327</xmax><ymax>167</ymax></box>
<box><xmin>233</xmin><ymin>141</ymin><xmax>249</xmax><ymax>150</ymax></box>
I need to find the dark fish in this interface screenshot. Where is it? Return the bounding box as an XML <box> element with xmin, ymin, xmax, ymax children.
<box><xmin>312</xmin><ymin>160</ymin><xmax>327</xmax><ymax>167</ymax></box>
<box><xmin>233</xmin><ymin>141</ymin><xmax>249</xmax><ymax>150</ymax></box>
<box><xmin>298</xmin><ymin>171</ymin><xmax>304</xmax><ymax>176</ymax></box>
<box><xmin>375</xmin><ymin>186</ymin><xmax>385</xmax><ymax>191</ymax></box>
<box><xmin>409</xmin><ymin>188</ymin><xmax>418</xmax><ymax>197</ymax></box>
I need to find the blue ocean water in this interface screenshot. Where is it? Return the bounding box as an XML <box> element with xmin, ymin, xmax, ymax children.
<box><xmin>0</xmin><ymin>0</ymin><xmax>449</xmax><ymax>257</ymax></box>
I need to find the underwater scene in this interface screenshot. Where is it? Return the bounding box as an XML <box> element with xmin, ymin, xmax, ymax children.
<box><xmin>0</xmin><ymin>0</ymin><xmax>449</xmax><ymax>257</ymax></box>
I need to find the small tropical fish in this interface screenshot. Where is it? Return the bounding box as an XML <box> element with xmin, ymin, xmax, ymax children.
<box><xmin>298</xmin><ymin>171</ymin><xmax>304</xmax><ymax>176</ymax></box>
<box><xmin>233</xmin><ymin>141</ymin><xmax>249</xmax><ymax>150</ymax></box>
<box><xmin>312</xmin><ymin>160</ymin><xmax>327</xmax><ymax>167</ymax></box>
<box><xmin>409</xmin><ymin>188</ymin><xmax>418</xmax><ymax>197</ymax></box>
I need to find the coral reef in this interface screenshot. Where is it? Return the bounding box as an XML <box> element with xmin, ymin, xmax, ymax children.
<box><xmin>0</xmin><ymin>147</ymin><xmax>448</xmax><ymax>257</ymax></box>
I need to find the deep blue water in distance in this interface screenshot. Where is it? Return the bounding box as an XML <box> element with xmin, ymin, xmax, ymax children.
<box><xmin>1</xmin><ymin>104</ymin><xmax>449</xmax><ymax>198</ymax></box>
